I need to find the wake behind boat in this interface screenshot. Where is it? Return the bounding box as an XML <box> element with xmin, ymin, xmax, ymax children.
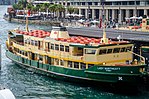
<box><xmin>5</xmin><ymin>24</ymin><xmax>148</xmax><ymax>85</ymax></box>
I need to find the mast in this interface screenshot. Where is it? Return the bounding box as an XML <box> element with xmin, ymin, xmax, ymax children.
<box><xmin>24</xmin><ymin>0</ymin><xmax>29</xmax><ymax>32</ymax></box>
<box><xmin>100</xmin><ymin>0</ymin><xmax>108</xmax><ymax>44</ymax></box>
<box><xmin>26</xmin><ymin>11</ymin><xmax>29</xmax><ymax>32</ymax></box>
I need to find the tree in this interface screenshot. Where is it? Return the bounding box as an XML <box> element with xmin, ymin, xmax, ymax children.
<box><xmin>48</xmin><ymin>4</ymin><xmax>58</xmax><ymax>18</ymax></box>
<box><xmin>26</xmin><ymin>3</ymin><xmax>33</xmax><ymax>10</ymax></box>
<box><xmin>74</xmin><ymin>8</ymin><xmax>79</xmax><ymax>14</ymax></box>
<box><xmin>67</xmin><ymin>6</ymin><xmax>75</xmax><ymax>14</ymax></box>
<box><xmin>12</xmin><ymin>0</ymin><xmax>28</xmax><ymax>10</ymax></box>
<box><xmin>56</xmin><ymin>4</ymin><xmax>65</xmax><ymax>18</ymax></box>
<box><xmin>13</xmin><ymin>3</ymin><xmax>19</xmax><ymax>10</ymax></box>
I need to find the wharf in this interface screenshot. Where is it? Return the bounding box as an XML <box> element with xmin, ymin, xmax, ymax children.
<box><xmin>3</xmin><ymin>17</ymin><xmax>61</xmax><ymax>26</ymax></box>
<box><xmin>67</xmin><ymin>27</ymin><xmax>149</xmax><ymax>43</ymax></box>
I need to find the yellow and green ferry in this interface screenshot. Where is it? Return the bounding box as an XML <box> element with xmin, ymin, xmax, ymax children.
<box><xmin>6</xmin><ymin>26</ymin><xmax>148</xmax><ymax>85</ymax></box>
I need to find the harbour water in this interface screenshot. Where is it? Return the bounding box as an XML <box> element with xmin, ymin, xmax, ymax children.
<box><xmin>1</xmin><ymin>5</ymin><xmax>149</xmax><ymax>99</ymax></box>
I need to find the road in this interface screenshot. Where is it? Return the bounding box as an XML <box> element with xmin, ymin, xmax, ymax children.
<box><xmin>67</xmin><ymin>27</ymin><xmax>149</xmax><ymax>42</ymax></box>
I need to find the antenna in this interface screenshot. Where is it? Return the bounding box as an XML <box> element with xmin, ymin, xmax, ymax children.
<box><xmin>100</xmin><ymin>0</ymin><xmax>108</xmax><ymax>44</ymax></box>
<box><xmin>26</xmin><ymin>9</ymin><xmax>29</xmax><ymax>32</ymax></box>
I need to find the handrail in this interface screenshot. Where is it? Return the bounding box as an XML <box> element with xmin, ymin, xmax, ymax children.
<box><xmin>128</xmin><ymin>51</ymin><xmax>145</xmax><ymax>64</ymax></box>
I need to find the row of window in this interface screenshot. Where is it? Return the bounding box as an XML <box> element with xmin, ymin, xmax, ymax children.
<box><xmin>24</xmin><ymin>39</ymin><xmax>38</xmax><ymax>46</ymax></box>
<box><xmin>68</xmin><ymin>1</ymin><xmax>149</xmax><ymax>6</ymax></box>
<box><xmin>68</xmin><ymin>61</ymin><xmax>94</xmax><ymax>70</ymax></box>
<box><xmin>24</xmin><ymin>39</ymin><xmax>70</xmax><ymax>52</ymax></box>
<box><xmin>14</xmin><ymin>48</ymin><xmax>28</xmax><ymax>56</ymax></box>
<box><xmin>46</xmin><ymin>43</ymin><xmax>69</xmax><ymax>52</ymax></box>
<box><xmin>14</xmin><ymin>47</ymin><xmax>94</xmax><ymax>70</ymax></box>
<box><xmin>85</xmin><ymin>46</ymin><xmax>132</xmax><ymax>55</ymax></box>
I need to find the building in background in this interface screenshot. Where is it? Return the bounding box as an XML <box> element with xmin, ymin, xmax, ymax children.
<box><xmin>50</xmin><ymin>0</ymin><xmax>149</xmax><ymax>23</ymax></box>
<box><xmin>32</xmin><ymin>0</ymin><xmax>51</xmax><ymax>4</ymax></box>
<box><xmin>7</xmin><ymin>0</ymin><xmax>149</xmax><ymax>23</ymax></box>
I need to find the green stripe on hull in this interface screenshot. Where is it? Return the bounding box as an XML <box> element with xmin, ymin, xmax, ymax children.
<box><xmin>6</xmin><ymin>50</ymin><xmax>147</xmax><ymax>84</ymax></box>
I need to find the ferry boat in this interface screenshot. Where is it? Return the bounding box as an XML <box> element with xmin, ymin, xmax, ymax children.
<box><xmin>5</xmin><ymin>25</ymin><xmax>148</xmax><ymax>85</ymax></box>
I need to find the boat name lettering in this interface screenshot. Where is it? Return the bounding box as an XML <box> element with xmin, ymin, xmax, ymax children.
<box><xmin>97</xmin><ymin>67</ymin><xmax>120</xmax><ymax>72</ymax></box>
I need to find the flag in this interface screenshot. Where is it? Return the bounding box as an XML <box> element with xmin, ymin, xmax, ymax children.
<box><xmin>98</xmin><ymin>17</ymin><xmax>102</xmax><ymax>28</ymax></box>
<box><xmin>27</xmin><ymin>10</ymin><xmax>31</xmax><ymax>16</ymax></box>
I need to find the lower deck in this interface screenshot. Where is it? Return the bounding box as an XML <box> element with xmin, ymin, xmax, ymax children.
<box><xmin>6</xmin><ymin>49</ymin><xmax>147</xmax><ymax>84</ymax></box>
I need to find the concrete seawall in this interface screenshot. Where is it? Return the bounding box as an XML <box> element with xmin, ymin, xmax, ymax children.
<box><xmin>3</xmin><ymin>17</ymin><xmax>61</xmax><ymax>26</ymax></box>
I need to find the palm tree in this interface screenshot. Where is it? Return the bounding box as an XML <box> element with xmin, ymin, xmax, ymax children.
<box><xmin>74</xmin><ymin>8</ymin><xmax>79</xmax><ymax>14</ymax></box>
<box><xmin>48</xmin><ymin>4</ymin><xmax>58</xmax><ymax>18</ymax></box>
<box><xmin>26</xmin><ymin>3</ymin><xmax>33</xmax><ymax>10</ymax></box>
<box><xmin>67</xmin><ymin>6</ymin><xmax>75</xmax><ymax>14</ymax></box>
<box><xmin>32</xmin><ymin>6</ymin><xmax>38</xmax><ymax>12</ymax></box>
<box><xmin>56</xmin><ymin>4</ymin><xmax>65</xmax><ymax>18</ymax></box>
<box><xmin>13</xmin><ymin>3</ymin><xmax>19</xmax><ymax>10</ymax></box>
<box><xmin>13</xmin><ymin>0</ymin><xmax>27</xmax><ymax>10</ymax></box>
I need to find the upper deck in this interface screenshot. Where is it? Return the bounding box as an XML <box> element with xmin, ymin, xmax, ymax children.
<box><xmin>13</xmin><ymin>26</ymin><xmax>130</xmax><ymax>48</ymax></box>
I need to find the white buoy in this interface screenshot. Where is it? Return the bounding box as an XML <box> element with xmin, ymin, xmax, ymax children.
<box><xmin>0</xmin><ymin>89</ymin><xmax>15</xmax><ymax>99</ymax></box>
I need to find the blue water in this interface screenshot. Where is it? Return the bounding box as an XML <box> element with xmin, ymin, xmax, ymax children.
<box><xmin>1</xmin><ymin>5</ymin><xmax>149</xmax><ymax>99</ymax></box>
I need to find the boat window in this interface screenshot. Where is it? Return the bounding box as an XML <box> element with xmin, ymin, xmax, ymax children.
<box><xmin>85</xmin><ymin>49</ymin><xmax>96</xmax><ymax>54</ymax></box>
<box><xmin>24</xmin><ymin>39</ymin><xmax>27</xmax><ymax>44</ymax></box>
<box><xmin>99</xmin><ymin>49</ymin><xmax>107</xmax><ymax>54</ymax></box>
<box><xmin>126</xmin><ymin>46</ymin><xmax>132</xmax><ymax>51</ymax></box>
<box><xmin>113</xmin><ymin>48</ymin><xmax>120</xmax><ymax>53</ymax></box>
<box><xmin>55</xmin><ymin>58</ymin><xmax>59</xmax><ymax>65</ymax></box>
<box><xmin>39</xmin><ymin>55</ymin><xmax>43</xmax><ymax>61</ymax></box>
<box><xmin>147</xmin><ymin>19</ymin><xmax>149</xmax><ymax>25</ymax></box>
<box><xmin>22</xmin><ymin>51</ymin><xmax>24</xmax><ymax>55</ymax></box>
<box><xmin>107</xmin><ymin>49</ymin><xmax>113</xmax><ymax>54</ymax></box>
<box><xmin>55</xmin><ymin>44</ymin><xmax>59</xmax><ymax>50</ymax></box>
<box><xmin>27</xmin><ymin>39</ymin><xmax>30</xmax><ymax>44</ymax></box>
<box><xmin>120</xmin><ymin>47</ymin><xmax>126</xmax><ymax>52</ymax></box>
<box><xmin>74</xmin><ymin>62</ymin><xmax>79</xmax><ymax>69</ymax></box>
<box><xmin>81</xmin><ymin>63</ymin><xmax>86</xmax><ymax>69</ymax></box>
<box><xmin>65</xmin><ymin>46</ymin><xmax>69</xmax><ymax>52</ymax></box>
<box><xmin>48</xmin><ymin>43</ymin><xmax>50</xmax><ymax>50</ymax></box>
<box><xmin>60</xmin><ymin>45</ymin><xmax>64</xmax><ymax>51</ymax></box>
<box><xmin>34</xmin><ymin>41</ymin><xmax>38</xmax><ymax>46</ymax></box>
<box><xmin>25</xmin><ymin>52</ymin><xmax>28</xmax><ymax>56</ymax></box>
<box><xmin>60</xmin><ymin>60</ymin><xmax>64</xmax><ymax>66</ymax></box>
<box><xmin>78</xmin><ymin>47</ymin><xmax>82</xmax><ymax>50</ymax></box>
<box><xmin>88</xmin><ymin>64</ymin><xmax>94</xmax><ymax>69</ymax></box>
<box><xmin>51</xmin><ymin>43</ymin><xmax>54</xmax><ymax>50</ymax></box>
<box><xmin>19</xmin><ymin>50</ymin><xmax>22</xmax><ymax>54</ymax></box>
<box><xmin>68</xmin><ymin>61</ymin><xmax>73</xmax><ymax>68</ymax></box>
<box><xmin>31</xmin><ymin>40</ymin><xmax>34</xmax><ymax>45</ymax></box>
